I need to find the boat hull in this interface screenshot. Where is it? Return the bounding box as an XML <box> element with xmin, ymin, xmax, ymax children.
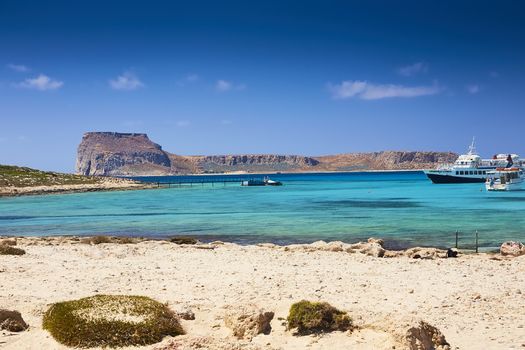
<box><xmin>426</xmin><ymin>173</ymin><xmax>486</xmax><ymax>184</ymax></box>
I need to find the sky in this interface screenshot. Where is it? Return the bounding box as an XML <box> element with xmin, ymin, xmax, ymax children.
<box><xmin>1</xmin><ymin>0</ymin><xmax>525</xmax><ymax>172</ymax></box>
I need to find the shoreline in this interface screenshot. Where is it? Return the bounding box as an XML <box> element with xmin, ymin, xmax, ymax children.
<box><xmin>0</xmin><ymin>234</ymin><xmax>498</xmax><ymax>252</ymax></box>
<box><xmin>126</xmin><ymin>168</ymin><xmax>428</xmax><ymax>178</ymax></box>
<box><xmin>1</xmin><ymin>236</ymin><xmax>523</xmax><ymax>349</ymax></box>
<box><xmin>0</xmin><ymin>180</ymin><xmax>156</xmax><ymax>198</ymax></box>
<box><xmin>0</xmin><ymin>169</ymin><xmax>427</xmax><ymax>198</ymax></box>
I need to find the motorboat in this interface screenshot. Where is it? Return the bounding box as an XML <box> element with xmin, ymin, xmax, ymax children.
<box><xmin>264</xmin><ymin>176</ymin><xmax>282</xmax><ymax>186</ymax></box>
<box><xmin>241</xmin><ymin>177</ymin><xmax>283</xmax><ymax>186</ymax></box>
<box><xmin>485</xmin><ymin>168</ymin><xmax>524</xmax><ymax>191</ymax></box>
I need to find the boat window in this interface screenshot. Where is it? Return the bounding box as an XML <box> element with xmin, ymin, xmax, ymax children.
<box><xmin>455</xmin><ymin>171</ymin><xmax>459</xmax><ymax>175</ymax></box>
<box><xmin>459</xmin><ymin>171</ymin><xmax>464</xmax><ymax>175</ymax></box>
<box><xmin>469</xmin><ymin>171</ymin><xmax>473</xmax><ymax>175</ymax></box>
<box><xmin>474</xmin><ymin>171</ymin><xmax>478</xmax><ymax>175</ymax></box>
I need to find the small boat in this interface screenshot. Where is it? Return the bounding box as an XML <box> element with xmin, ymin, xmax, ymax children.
<box><xmin>240</xmin><ymin>177</ymin><xmax>283</xmax><ymax>186</ymax></box>
<box><xmin>485</xmin><ymin>168</ymin><xmax>524</xmax><ymax>191</ymax></box>
<box><xmin>264</xmin><ymin>176</ymin><xmax>282</xmax><ymax>186</ymax></box>
<box><xmin>241</xmin><ymin>179</ymin><xmax>266</xmax><ymax>186</ymax></box>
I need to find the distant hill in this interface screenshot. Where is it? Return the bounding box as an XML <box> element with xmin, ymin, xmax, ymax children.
<box><xmin>76</xmin><ymin>132</ymin><xmax>458</xmax><ymax>176</ymax></box>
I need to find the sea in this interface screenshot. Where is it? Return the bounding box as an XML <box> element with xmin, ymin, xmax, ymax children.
<box><xmin>1</xmin><ymin>171</ymin><xmax>524</xmax><ymax>250</ymax></box>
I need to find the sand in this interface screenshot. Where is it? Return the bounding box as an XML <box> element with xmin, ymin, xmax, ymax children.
<box><xmin>1</xmin><ymin>238</ymin><xmax>524</xmax><ymax>349</ymax></box>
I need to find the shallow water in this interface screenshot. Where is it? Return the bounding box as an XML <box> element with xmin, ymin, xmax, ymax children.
<box><xmin>1</xmin><ymin>171</ymin><xmax>524</xmax><ymax>248</ymax></box>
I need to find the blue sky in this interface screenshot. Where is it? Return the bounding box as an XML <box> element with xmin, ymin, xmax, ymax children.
<box><xmin>1</xmin><ymin>1</ymin><xmax>525</xmax><ymax>172</ymax></box>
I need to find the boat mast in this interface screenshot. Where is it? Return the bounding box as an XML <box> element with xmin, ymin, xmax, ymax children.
<box><xmin>467</xmin><ymin>137</ymin><xmax>476</xmax><ymax>155</ymax></box>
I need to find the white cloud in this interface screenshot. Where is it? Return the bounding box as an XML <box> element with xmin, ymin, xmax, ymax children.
<box><xmin>215</xmin><ymin>79</ymin><xmax>245</xmax><ymax>92</ymax></box>
<box><xmin>216</xmin><ymin>80</ymin><xmax>232</xmax><ymax>92</ymax></box>
<box><xmin>109</xmin><ymin>72</ymin><xmax>144</xmax><ymax>90</ymax></box>
<box><xmin>398</xmin><ymin>62</ymin><xmax>428</xmax><ymax>77</ymax></box>
<box><xmin>466</xmin><ymin>84</ymin><xmax>480</xmax><ymax>94</ymax></box>
<box><xmin>17</xmin><ymin>74</ymin><xmax>63</xmax><ymax>91</ymax></box>
<box><xmin>7</xmin><ymin>63</ymin><xmax>30</xmax><ymax>72</ymax></box>
<box><xmin>177</xmin><ymin>73</ymin><xmax>200</xmax><ymax>87</ymax></box>
<box><xmin>186</xmin><ymin>74</ymin><xmax>199</xmax><ymax>82</ymax></box>
<box><xmin>328</xmin><ymin>80</ymin><xmax>440</xmax><ymax>100</ymax></box>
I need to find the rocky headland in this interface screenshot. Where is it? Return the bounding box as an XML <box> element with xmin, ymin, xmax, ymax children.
<box><xmin>76</xmin><ymin>132</ymin><xmax>458</xmax><ymax>176</ymax></box>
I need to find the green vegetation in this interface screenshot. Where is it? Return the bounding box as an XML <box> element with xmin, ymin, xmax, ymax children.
<box><xmin>169</xmin><ymin>236</ymin><xmax>198</xmax><ymax>245</ymax></box>
<box><xmin>0</xmin><ymin>245</ymin><xmax>25</xmax><ymax>255</ymax></box>
<box><xmin>0</xmin><ymin>165</ymin><xmax>101</xmax><ymax>188</ymax></box>
<box><xmin>43</xmin><ymin>295</ymin><xmax>184</xmax><ymax>348</ymax></box>
<box><xmin>287</xmin><ymin>300</ymin><xmax>352</xmax><ymax>335</ymax></box>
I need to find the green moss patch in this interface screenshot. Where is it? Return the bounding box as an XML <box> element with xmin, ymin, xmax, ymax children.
<box><xmin>287</xmin><ymin>300</ymin><xmax>352</xmax><ymax>335</ymax></box>
<box><xmin>43</xmin><ymin>295</ymin><xmax>184</xmax><ymax>348</ymax></box>
<box><xmin>0</xmin><ymin>245</ymin><xmax>25</xmax><ymax>255</ymax></box>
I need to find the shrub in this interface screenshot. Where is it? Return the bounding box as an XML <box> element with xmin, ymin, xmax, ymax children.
<box><xmin>169</xmin><ymin>236</ymin><xmax>198</xmax><ymax>245</ymax></box>
<box><xmin>287</xmin><ymin>300</ymin><xmax>352</xmax><ymax>335</ymax></box>
<box><xmin>43</xmin><ymin>295</ymin><xmax>184</xmax><ymax>348</ymax></box>
<box><xmin>0</xmin><ymin>245</ymin><xmax>25</xmax><ymax>255</ymax></box>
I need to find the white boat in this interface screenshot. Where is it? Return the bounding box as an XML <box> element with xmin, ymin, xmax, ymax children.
<box><xmin>263</xmin><ymin>176</ymin><xmax>282</xmax><ymax>186</ymax></box>
<box><xmin>425</xmin><ymin>138</ymin><xmax>523</xmax><ymax>184</ymax></box>
<box><xmin>485</xmin><ymin>168</ymin><xmax>524</xmax><ymax>191</ymax></box>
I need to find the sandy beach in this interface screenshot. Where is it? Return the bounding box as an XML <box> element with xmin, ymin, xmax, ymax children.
<box><xmin>1</xmin><ymin>238</ymin><xmax>524</xmax><ymax>350</ymax></box>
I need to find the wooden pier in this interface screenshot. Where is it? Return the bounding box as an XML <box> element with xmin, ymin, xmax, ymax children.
<box><xmin>151</xmin><ymin>177</ymin><xmax>262</xmax><ymax>188</ymax></box>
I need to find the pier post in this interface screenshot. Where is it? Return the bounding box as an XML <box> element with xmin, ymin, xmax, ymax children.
<box><xmin>475</xmin><ymin>230</ymin><xmax>479</xmax><ymax>253</ymax></box>
<box><xmin>455</xmin><ymin>230</ymin><xmax>458</xmax><ymax>249</ymax></box>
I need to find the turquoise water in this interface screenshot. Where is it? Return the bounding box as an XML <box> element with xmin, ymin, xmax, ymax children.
<box><xmin>1</xmin><ymin>171</ymin><xmax>524</xmax><ymax>248</ymax></box>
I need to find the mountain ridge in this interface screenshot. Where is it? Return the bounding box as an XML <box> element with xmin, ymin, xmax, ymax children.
<box><xmin>76</xmin><ymin>132</ymin><xmax>458</xmax><ymax>175</ymax></box>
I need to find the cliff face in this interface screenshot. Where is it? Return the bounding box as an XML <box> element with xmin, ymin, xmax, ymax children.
<box><xmin>196</xmin><ymin>155</ymin><xmax>319</xmax><ymax>173</ymax></box>
<box><xmin>76</xmin><ymin>132</ymin><xmax>457</xmax><ymax>175</ymax></box>
<box><xmin>315</xmin><ymin>151</ymin><xmax>458</xmax><ymax>171</ymax></box>
<box><xmin>76</xmin><ymin>132</ymin><xmax>172</xmax><ymax>176</ymax></box>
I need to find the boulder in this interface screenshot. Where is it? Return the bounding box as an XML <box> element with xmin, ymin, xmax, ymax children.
<box><xmin>404</xmin><ymin>247</ymin><xmax>446</xmax><ymax>259</ymax></box>
<box><xmin>374</xmin><ymin>316</ymin><xmax>450</xmax><ymax>350</ymax></box>
<box><xmin>155</xmin><ymin>336</ymin><xmax>270</xmax><ymax>350</ymax></box>
<box><xmin>500</xmin><ymin>241</ymin><xmax>525</xmax><ymax>257</ymax></box>
<box><xmin>0</xmin><ymin>309</ymin><xmax>28</xmax><ymax>332</ymax></box>
<box><xmin>367</xmin><ymin>237</ymin><xmax>385</xmax><ymax>246</ymax></box>
<box><xmin>347</xmin><ymin>241</ymin><xmax>385</xmax><ymax>257</ymax></box>
<box><xmin>446</xmin><ymin>248</ymin><xmax>458</xmax><ymax>258</ymax></box>
<box><xmin>224</xmin><ymin>304</ymin><xmax>274</xmax><ymax>340</ymax></box>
